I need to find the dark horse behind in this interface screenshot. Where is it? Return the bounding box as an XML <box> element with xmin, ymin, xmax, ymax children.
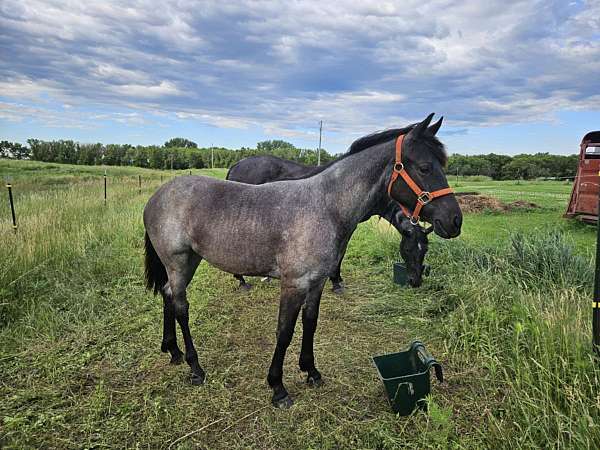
<box><xmin>226</xmin><ymin>152</ymin><xmax>433</xmax><ymax>290</ymax></box>
<box><xmin>143</xmin><ymin>114</ymin><xmax>462</xmax><ymax>408</ymax></box>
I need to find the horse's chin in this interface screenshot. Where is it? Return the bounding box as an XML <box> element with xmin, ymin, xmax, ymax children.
<box><xmin>432</xmin><ymin>219</ymin><xmax>460</xmax><ymax>239</ymax></box>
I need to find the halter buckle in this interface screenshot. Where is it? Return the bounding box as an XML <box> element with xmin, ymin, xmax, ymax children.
<box><xmin>417</xmin><ymin>191</ymin><xmax>432</xmax><ymax>205</ymax></box>
<box><xmin>393</xmin><ymin>162</ymin><xmax>404</xmax><ymax>172</ymax></box>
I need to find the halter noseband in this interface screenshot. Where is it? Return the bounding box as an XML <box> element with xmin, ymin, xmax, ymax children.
<box><xmin>387</xmin><ymin>134</ymin><xmax>454</xmax><ymax>225</ymax></box>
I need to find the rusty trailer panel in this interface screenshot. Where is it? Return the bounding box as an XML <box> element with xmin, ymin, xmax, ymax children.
<box><xmin>565</xmin><ymin>131</ymin><xmax>600</xmax><ymax>222</ymax></box>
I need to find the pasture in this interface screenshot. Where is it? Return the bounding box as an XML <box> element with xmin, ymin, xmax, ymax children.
<box><xmin>1</xmin><ymin>159</ymin><xmax>599</xmax><ymax>449</ymax></box>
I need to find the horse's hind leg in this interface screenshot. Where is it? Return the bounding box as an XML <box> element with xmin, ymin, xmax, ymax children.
<box><xmin>161</xmin><ymin>293</ymin><xmax>183</xmax><ymax>364</ymax></box>
<box><xmin>234</xmin><ymin>274</ymin><xmax>252</xmax><ymax>291</ymax></box>
<box><xmin>165</xmin><ymin>252</ymin><xmax>206</xmax><ymax>385</ymax></box>
<box><xmin>299</xmin><ymin>280</ymin><xmax>326</xmax><ymax>386</ymax></box>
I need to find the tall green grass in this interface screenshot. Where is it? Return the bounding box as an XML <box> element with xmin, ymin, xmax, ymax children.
<box><xmin>1</xmin><ymin>160</ymin><xmax>598</xmax><ymax>448</ymax></box>
<box><xmin>427</xmin><ymin>231</ymin><xmax>600</xmax><ymax>448</ymax></box>
<box><xmin>0</xmin><ymin>164</ymin><xmax>227</xmax><ymax>329</ymax></box>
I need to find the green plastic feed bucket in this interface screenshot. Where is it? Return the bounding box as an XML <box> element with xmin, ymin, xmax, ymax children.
<box><xmin>372</xmin><ymin>341</ymin><xmax>443</xmax><ymax>416</ymax></box>
<box><xmin>393</xmin><ymin>262</ymin><xmax>408</xmax><ymax>285</ymax></box>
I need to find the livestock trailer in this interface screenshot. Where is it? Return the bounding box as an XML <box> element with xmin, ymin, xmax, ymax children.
<box><xmin>565</xmin><ymin>131</ymin><xmax>600</xmax><ymax>223</ymax></box>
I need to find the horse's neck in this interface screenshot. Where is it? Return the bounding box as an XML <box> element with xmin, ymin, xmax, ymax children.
<box><xmin>315</xmin><ymin>144</ymin><xmax>393</xmax><ymax>228</ymax></box>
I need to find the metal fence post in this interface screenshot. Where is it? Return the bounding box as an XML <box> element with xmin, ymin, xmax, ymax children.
<box><xmin>138</xmin><ymin>174</ymin><xmax>141</xmax><ymax>194</ymax></box>
<box><xmin>6</xmin><ymin>182</ymin><xmax>17</xmax><ymax>232</ymax></box>
<box><xmin>104</xmin><ymin>170</ymin><xmax>107</xmax><ymax>204</ymax></box>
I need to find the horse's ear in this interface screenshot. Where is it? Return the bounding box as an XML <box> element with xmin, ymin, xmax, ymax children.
<box><xmin>427</xmin><ymin>116</ymin><xmax>443</xmax><ymax>136</ymax></box>
<box><xmin>411</xmin><ymin>113</ymin><xmax>435</xmax><ymax>137</ymax></box>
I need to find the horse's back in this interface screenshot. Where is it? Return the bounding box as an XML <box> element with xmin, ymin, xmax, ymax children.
<box><xmin>143</xmin><ymin>175</ymin><xmax>294</xmax><ymax>276</ymax></box>
<box><xmin>227</xmin><ymin>155</ymin><xmax>310</xmax><ymax>184</ymax></box>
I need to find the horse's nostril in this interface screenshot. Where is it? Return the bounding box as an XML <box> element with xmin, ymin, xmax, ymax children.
<box><xmin>453</xmin><ymin>214</ymin><xmax>462</xmax><ymax>229</ymax></box>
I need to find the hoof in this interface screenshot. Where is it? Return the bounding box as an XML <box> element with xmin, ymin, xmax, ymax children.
<box><xmin>238</xmin><ymin>283</ymin><xmax>252</xmax><ymax>291</ymax></box>
<box><xmin>170</xmin><ymin>353</ymin><xmax>184</xmax><ymax>365</ymax></box>
<box><xmin>332</xmin><ymin>283</ymin><xmax>345</xmax><ymax>295</ymax></box>
<box><xmin>272</xmin><ymin>395</ymin><xmax>293</xmax><ymax>409</ymax></box>
<box><xmin>306</xmin><ymin>373</ymin><xmax>323</xmax><ymax>387</ymax></box>
<box><xmin>261</xmin><ymin>277</ymin><xmax>271</xmax><ymax>283</ymax></box>
<box><xmin>191</xmin><ymin>372</ymin><xmax>205</xmax><ymax>385</ymax></box>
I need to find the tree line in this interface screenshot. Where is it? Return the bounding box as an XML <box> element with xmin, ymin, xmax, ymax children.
<box><xmin>1</xmin><ymin>138</ymin><xmax>579</xmax><ymax>179</ymax></box>
<box><xmin>1</xmin><ymin>139</ymin><xmax>334</xmax><ymax>170</ymax></box>
<box><xmin>447</xmin><ymin>153</ymin><xmax>579</xmax><ymax>180</ymax></box>
<box><xmin>0</xmin><ymin>138</ymin><xmax>334</xmax><ymax>169</ymax></box>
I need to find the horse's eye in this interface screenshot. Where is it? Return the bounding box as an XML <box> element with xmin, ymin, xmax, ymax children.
<box><xmin>418</xmin><ymin>164</ymin><xmax>432</xmax><ymax>174</ymax></box>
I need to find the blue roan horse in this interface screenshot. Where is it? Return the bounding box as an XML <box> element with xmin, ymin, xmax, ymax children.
<box><xmin>226</xmin><ymin>150</ymin><xmax>433</xmax><ymax>291</ymax></box>
<box><xmin>143</xmin><ymin>114</ymin><xmax>462</xmax><ymax>408</ymax></box>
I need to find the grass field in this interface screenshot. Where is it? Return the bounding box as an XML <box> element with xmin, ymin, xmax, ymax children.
<box><xmin>1</xmin><ymin>159</ymin><xmax>599</xmax><ymax>449</ymax></box>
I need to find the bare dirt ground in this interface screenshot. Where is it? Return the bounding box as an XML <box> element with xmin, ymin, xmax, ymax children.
<box><xmin>455</xmin><ymin>193</ymin><xmax>539</xmax><ymax>213</ymax></box>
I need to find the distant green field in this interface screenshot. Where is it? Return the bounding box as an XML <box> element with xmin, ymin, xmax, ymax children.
<box><xmin>1</xmin><ymin>159</ymin><xmax>598</xmax><ymax>449</ymax></box>
<box><xmin>447</xmin><ymin>177</ymin><xmax>596</xmax><ymax>255</ymax></box>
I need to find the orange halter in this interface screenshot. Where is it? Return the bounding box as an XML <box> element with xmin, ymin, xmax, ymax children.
<box><xmin>387</xmin><ymin>134</ymin><xmax>454</xmax><ymax>225</ymax></box>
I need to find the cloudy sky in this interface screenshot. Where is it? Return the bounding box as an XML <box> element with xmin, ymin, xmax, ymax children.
<box><xmin>1</xmin><ymin>0</ymin><xmax>599</xmax><ymax>154</ymax></box>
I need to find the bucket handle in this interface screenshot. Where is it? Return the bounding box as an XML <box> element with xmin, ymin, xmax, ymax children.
<box><xmin>409</xmin><ymin>341</ymin><xmax>444</xmax><ymax>383</ymax></box>
<box><xmin>392</xmin><ymin>381</ymin><xmax>414</xmax><ymax>404</ymax></box>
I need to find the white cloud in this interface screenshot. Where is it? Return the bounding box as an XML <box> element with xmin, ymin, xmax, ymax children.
<box><xmin>0</xmin><ymin>0</ymin><xmax>599</xmax><ymax>146</ymax></box>
<box><xmin>110</xmin><ymin>80</ymin><xmax>181</xmax><ymax>98</ymax></box>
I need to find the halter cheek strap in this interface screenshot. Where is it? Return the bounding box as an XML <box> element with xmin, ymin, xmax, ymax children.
<box><xmin>387</xmin><ymin>134</ymin><xmax>454</xmax><ymax>225</ymax></box>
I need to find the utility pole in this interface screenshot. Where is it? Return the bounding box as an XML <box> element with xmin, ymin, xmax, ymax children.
<box><xmin>211</xmin><ymin>143</ymin><xmax>214</xmax><ymax>169</ymax></box>
<box><xmin>318</xmin><ymin>120</ymin><xmax>323</xmax><ymax>166</ymax></box>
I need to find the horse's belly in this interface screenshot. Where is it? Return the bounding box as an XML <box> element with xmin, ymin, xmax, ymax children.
<box><xmin>191</xmin><ymin>234</ymin><xmax>279</xmax><ymax>277</ymax></box>
<box><xmin>204</xmin><ymin>252</ymin><xmax>278</xmax><ymax>277</ymax></box>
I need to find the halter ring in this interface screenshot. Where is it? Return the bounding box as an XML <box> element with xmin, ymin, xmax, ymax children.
<box><xmin>410</xmin><ymin>216</ymin><xmax>419</xmax><ymax>225</ymax></box>
<box><xmin>417</xmin><ymin>191</ymin><xmax>432</xmax><ymax>205</ymax></box>
<box><xmin>393</xmin><ymin>162</ymin><xmax>404</xmax><ymax>172</ymax></box>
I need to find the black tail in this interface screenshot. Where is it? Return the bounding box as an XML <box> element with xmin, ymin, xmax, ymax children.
<box><xmin>145</xmin><ymin>232</ymin><xmax>168</xmax><ymax>296</ymax></box>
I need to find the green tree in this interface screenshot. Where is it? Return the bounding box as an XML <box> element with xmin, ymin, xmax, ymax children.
<box><xmin>148</xmin><ymin>146</ymin><xmax>167</xmax><ymax>169</ymax></box>
<box><xmin>0</xmin><ymin>141</ymin><xmax>30</xmax><ymax>159</ymax></box>
<box><xmin>164</xmin><ymin>138</ymin><xmax>197</xmax><ymax>148</ymax></box>
<box><xmin>77</xmin><ymin>143</ymin><xmax>102</xmax><ymax>165</ymax></box>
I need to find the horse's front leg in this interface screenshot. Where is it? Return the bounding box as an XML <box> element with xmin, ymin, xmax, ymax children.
<box><xmin>299</xmin><ymin>280</ymin><xmax>326</xmax><ymax>386</ymax></box>
<box><xmin>267</xmin><ymin>284</ymin><xmax>305</xmax><ymax>408</ymax></box>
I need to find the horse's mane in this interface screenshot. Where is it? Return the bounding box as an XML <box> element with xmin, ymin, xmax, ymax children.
<box><xmin>346</xmin><ymin>126</ymin><xmax>415</xmax><ymax>155</ymax></box>
<box><xmin>345</xmin><ymin>125</ymin><xmax>448</xmax><ymax>166</ymax></box>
